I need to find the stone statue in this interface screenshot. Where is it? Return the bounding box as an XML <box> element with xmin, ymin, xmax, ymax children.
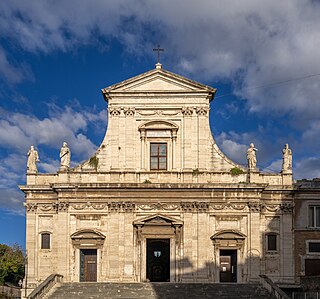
<box><xmin>247</xmin><ymin>143</ymin><xmax>258</xmax><ymax>170</ymax></box>
<box><xmin>60</xmin><ymin>142</ymin><xmax>71</xmax><ymax>169</ymax></box>
<box><xmin>282</xmin><ymin>144</ymin><xmax>292</xmax><ymax>172</ymax></box>
<box><xmin>27</xmin><ymin>145</ymin><xmax>39</xmax><ymax>174</ymax></box>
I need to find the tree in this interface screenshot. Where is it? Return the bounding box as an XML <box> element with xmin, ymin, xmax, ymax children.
<box><xmin>0</xmin><ymin>244</ymin><xmax>25</xmax><ymax>285</ymax></box>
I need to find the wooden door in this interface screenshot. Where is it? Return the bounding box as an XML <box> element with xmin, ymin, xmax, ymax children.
<box><xmin>80</xmin><ymin>249</ymin><xmax>97</xmax><ymax>282</ymax></box>
<box><xmin>146</xmin><ymin>239</ymin><xmax>170</xmax><ymax>282</ymax></box>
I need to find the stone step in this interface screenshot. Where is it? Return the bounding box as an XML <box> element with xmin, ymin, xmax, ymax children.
<box><xmin>48</xmin><ymin>282</ymin><xmax>276</xmax><ymax>299</ymax></box>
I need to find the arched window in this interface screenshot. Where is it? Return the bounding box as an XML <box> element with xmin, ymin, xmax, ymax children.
<box><xmin>41</xmin><ymin>233</ymin><xmax>50</xmax><ymax>249</ymax></box>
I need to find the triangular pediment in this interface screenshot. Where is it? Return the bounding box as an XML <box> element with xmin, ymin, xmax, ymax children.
<box><xmin>71</xmin><ymin>229</ymin><xmax>106</xmax><ymax>240</ymax></box>
<box><xmin>133</xmin><ymin>213</ymin><xmax>183</xmax><ymax>226</ymax></box>
<box><xmin>102</xmin><ymin>68</ymin><xmax>216</xmax><ymax>98</ymax></box>
<box><xmin>210</xmin><ymin>230</ymin><xmax>246</xmax><ymax>240</ymax></box>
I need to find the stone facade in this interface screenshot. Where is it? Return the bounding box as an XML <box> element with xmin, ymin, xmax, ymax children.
<box><xmin>20</xmin><ymin>64</ymin><xmax>295</xmax><ymax>296</ymax></box>
<box><xmin>294</xmin><ymin>179</ymin><xmax>320</xmax><ymax>283</ymax></box>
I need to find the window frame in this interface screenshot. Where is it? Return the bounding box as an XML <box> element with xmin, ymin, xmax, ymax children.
<box><xmin>40</xmin><ymin>232</ymin><xmax>51</xmax><ymax>250</ymax></box>
<box><xmin>308</xmin><ymin>205</ymin><xmax>320</xmax><ymax>228</ymax></box>
<box><xmin>150</xmin><ymin>142</ymin><xmax>167</xmax><ymax>171</ymax></box>
<box><xmin>266</xmin><ymin>233</ymin><xmax>278</xmax><ymax>253</ymax></box>
<box><xmin>307</xmin><ymin>240</ymin><xmax>320</xmax><ymax>254</ymax></box>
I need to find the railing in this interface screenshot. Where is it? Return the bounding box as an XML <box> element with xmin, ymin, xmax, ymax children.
<box><xmin>28</xmin><ymin>274</ymin><xmax>63</xmax><ymax>299</ymax></box>
<box><xmin>292</xmin><ymin>292</ymin><xmax>320</xmax><ymax>299</ymax></box>
<box><xmin>260</xmin><ymin>275</ymin><xmax>291</xmax><ymax>299</ymax></box>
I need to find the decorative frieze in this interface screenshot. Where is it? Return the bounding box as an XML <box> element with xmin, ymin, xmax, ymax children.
<box><xmin>123</xmin><ymin>107</ymin><xmax>135</xmax><ymax>116</ymax></box>
<box><xmin>248</xmin><ymin>202</ymin><xmax>261</xmax><ymax>212</ymax></box>
<box><xmin>280</xmin><ymin>203</ymin><xmax>294</xmax><ymax>214</ymax></box>
<box><xmin>210</xmin><ymin>203</ymin><xmax>247</xmax><ymax>211</ymax></box>
<box><xmin>195</xmin><ymin>106</ymin><xmax>209</xmax><ymax>116</ymax></box>
<box><xmin>136</xmin><ymin>109</ymin><xmax>180</xmax><ymax>116</ymax></box>
<box><xmin>109</xmin><ymin>107</ymin><xmax>121</xmax><ymax>116</ymax></box>
<box><xmin>24</xmin><ymin>202</ymin><xmax>38</xmax><ymax>212</ymax></box>
<box><xmin>181</xmin><ymin>201</ymin><xmax>209</xmax><ymax>212</ymax></box>
<box><xmin>108</xmin><ymin>202</ymin><xmax>135</xmax><ymax>212</ymax></box>
<box><xmin>137</xmin><ymin>202</ymin><xmax>179</xmax><ymax>211</ymax></box>
<box><xmin>181</xmin><ymin>107</ymin><xmax>193</xmax><ymax>116</ymax></box>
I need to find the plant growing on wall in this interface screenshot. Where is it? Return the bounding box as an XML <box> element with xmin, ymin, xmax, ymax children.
<box><xmin>89</xmin><ymin>155</ymin><xmax>99</xmax><ymax>171</ymax></box>
<box><xmin>192</xmin><ymin>168</ymin><xmax>200</xmax><ymax>176</ymax></box>
<box><xmin>230</xmin><ymin>167</ymin><xmax>244</xmax><ymax>176</ymax></box>
<box><xmin>143</xmin><ymin>179</ymin><xmax>152</xmax><ymax>184</ymax></box>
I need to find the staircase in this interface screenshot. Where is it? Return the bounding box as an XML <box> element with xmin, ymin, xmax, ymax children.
<box><xmin>47</xmin><ymin>282</ymin><xmax>277</xmax><ymax>299</ymax></box>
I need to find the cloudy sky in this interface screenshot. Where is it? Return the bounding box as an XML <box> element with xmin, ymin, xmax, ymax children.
<box><xmin>1</xmin><ymin>0</ymin><xmax>320</xmax><ymax>246</ymax></box>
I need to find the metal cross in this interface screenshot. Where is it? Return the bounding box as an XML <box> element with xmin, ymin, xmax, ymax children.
<box><xmin>153</xmin><ymin>44</ymin><xmax>164</xmax><ymax>63</ymax></box>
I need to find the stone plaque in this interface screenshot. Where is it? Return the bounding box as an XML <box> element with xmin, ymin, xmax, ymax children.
<box><xmin>146</xmin><ymin>130</ymin><xmax>171</xmax><ymax>138</ymax></box>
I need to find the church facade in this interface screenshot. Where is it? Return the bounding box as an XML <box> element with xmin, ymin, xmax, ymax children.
<box><xmin>20</xmin><ymin>63</ymin><xmax>295</xmax><ymax>296</ymax></box>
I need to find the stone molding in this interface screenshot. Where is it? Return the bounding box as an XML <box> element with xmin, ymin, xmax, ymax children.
<box><xmin>137</xmin><ymin>202</ymin><xmax>179</xmax><ymax>211</ymax></box>
<box><xmin>25</xmin><ymin>200</ymin><xmax>293</xmax><ymax>214</ymax></box>
<box><xmin>109</xmin><ymin>107</ymin><xmax>121</xmax><ymax>116</ymax></box>
<box><xmin>181</xmin><ymin>107</ymin><xmax>193</xmax><ymax>116</ymax></box>
<box><xmin>181</xmin><ymin>201</ymin><xmax>209</xmax><ymax>212</ymax></box>
<box><xmin>123</xmin><ymin>107</ymin><xmax>135</xmax><ymax>116</ymax></box>
<box><xmin>195</xmin><ymin>106</ymin><xmax>209</xmax><ymax>116</ymax></box>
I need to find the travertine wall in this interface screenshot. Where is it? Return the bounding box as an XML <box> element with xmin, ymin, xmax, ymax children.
<box><xmin>21</xmin><ymin>66</ymin><xmax>295</xmax><ymax>297</ymax></box>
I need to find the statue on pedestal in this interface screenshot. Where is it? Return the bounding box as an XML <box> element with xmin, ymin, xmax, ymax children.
<box><xmin>282</xmin><ymin>144</ymin><xmax>292</xmax><ymax>172</ymax></box>
<box><xmin>60</xmin><ymin>142</ymin><xmax>71</xmax><ymax>170</ymax></box>
<box><xmin>247</xmin><ymin>143</ymin><xmax>258</xmax><ymax>170</ymax></box>
<box><xmin>27</xmin><ymin>146</ymin><xmax>39</xmax><ymax>174</ymax></box>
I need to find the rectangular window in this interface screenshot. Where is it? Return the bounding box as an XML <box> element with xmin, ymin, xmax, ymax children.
<box><xmin>266</xmin><ymin>234</ymin><xmax>277</xmax><ymax>251</ymax></box>
<box><xmin>309</xmin><ymin>206</ymin><xmax>320</xmax><ymax>228</ymax></box>
<box><xmin>150</xmin><ymin>143</ymin><xmax>167</xmax><ymax>170</ymax></box>
<box><xmin>308</xmin><ymin>242</ymin><xmax>320</xmax><ymax>253</ymax></box>
<box><xmin>41</xmin><ymin>233</ymin><xmax>50</xmax><ymax>249</ymax></box>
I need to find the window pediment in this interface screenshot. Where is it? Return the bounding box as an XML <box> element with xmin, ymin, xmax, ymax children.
<box><xmin>139</xmin><ymin>120</ymin><xmax>178</xmax><ymax>131</ymax></box>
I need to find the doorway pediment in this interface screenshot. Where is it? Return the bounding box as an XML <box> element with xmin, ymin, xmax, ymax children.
<box><xmin>71</xmin><ymin>229</ymin><xmax>106</xmax><ymax>247</ymax></box>
<box><xmin>210</xmin><ymin>230</ymin><xmax>246</xmax><ymax>240</ymax></box>
<box><xmin>133</xmin><ymin>214</ymin><xmax>183</xmax><ymax>227</ymax></box>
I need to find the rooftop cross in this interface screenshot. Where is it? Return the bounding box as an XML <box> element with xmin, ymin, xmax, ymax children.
<box><xmin>153</xmin><ymin>44</ymin><xmax>164</xmax><ymax>64</ymax></box>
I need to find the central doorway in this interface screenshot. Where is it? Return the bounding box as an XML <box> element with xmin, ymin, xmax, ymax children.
<box><xmin>219</xmin><ymin>249</ymin><xmax>237</xmax><ymax>282</ymax></box>
<box><xmin>146</xmin><ymin>239</ymin><xmax>170</xmax><ymax>282</ymax></box>
<box><xmin>80</xmin><ymin>249</ymin><xmax>97</xmax><ymax>282</ymax></box>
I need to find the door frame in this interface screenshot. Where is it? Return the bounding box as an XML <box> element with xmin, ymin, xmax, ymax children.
<box><xmin>146</xmin><ymin>238</ymin><xmax>171</xmax><ymax>282</ymax></box>
<box><xmin>219</xmin><ymin>249</ymin><xmax>237</xmax><ymax>282</ymax></box>
<box><xmin>80</xmin><ymin>249</ymin><xmax>98</xmax><ymax>282</ymax></box>
<box><xmin>133</xmin><ymin>214</ymin><xmax>183</xmax><ymax>282</ymax></box>
<box><xmin>71</xmin><ymin>229</ymin><xmax>105</xmax><ymax>283</ymax></box>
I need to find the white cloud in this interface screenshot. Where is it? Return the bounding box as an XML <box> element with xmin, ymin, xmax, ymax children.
<box><xmin>0</xmin><ymin>188</ymin><xmax>25</xmax><ymax>215</ymax></box>
<box><xmin>264</xmin><ymin>159</ymin><xmax>282</xmax><ymax>173</ymax></box>
<box><xmin>294</xmin><ymin>157</ymin><xmax>320</xmax><ymax>180</ymax></box>
<box><xmin>1</xmin><ymin>1</ymin><xmax>319</xmax><ymax>124</ymax></box>
<box><xmin>0</xmin><ymin>104</ymin><xmax>107</xmax><ymax>159</ymax></box>
<box><xmin>216</xmin><ymin>132</ymin><xmax>248</xmax><ymax>165</ymax></box>
<box><xmin>0</xmin><ymin>103</ymin><xmax>108</xmax><ymax>213</ymax></box>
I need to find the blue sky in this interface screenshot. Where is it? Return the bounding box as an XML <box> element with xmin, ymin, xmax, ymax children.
<box><xmin>1</xmin><ymin>1</ymin><xmax>320</xmax><ymax>247</ymax></box>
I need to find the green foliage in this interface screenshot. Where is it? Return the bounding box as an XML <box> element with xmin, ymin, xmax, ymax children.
<box><xmin>0</xmin><ymin>244</ymin><xmax>25</xmax><ymax>285</ymax></box>
<box><xmin>192</xmin><ymin>168</ymin><xmax>200</xmax><ymax>176</ymax></box>
<box><xmin>89</xmin><ymin>155</ymin><xmax>99</xmax><ymax>171</ymax></box>
<box><xmin>230</xmin><ymin>167</ymin><xmax>245</xmax><ymax>176</ymax></box>
<box><xmin>143</xmin><ymin>179</ymin><xmax>152</xmax><ymax>184</ymax></box>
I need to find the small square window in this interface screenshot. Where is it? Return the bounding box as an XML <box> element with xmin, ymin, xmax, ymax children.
<box><xmin>308</xmin><ymin>242</ymin><xmax>320</xmax><ymax>253</ymax></box>
<box><xmin>41</xmin><ymin>233</ymin><xmax>50</xmax><ymax>249</ymax></box>
<box><xmin>266</xmin><ymin>234</ymin><xmax>277</xmax><ymax>251</ymax></box>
